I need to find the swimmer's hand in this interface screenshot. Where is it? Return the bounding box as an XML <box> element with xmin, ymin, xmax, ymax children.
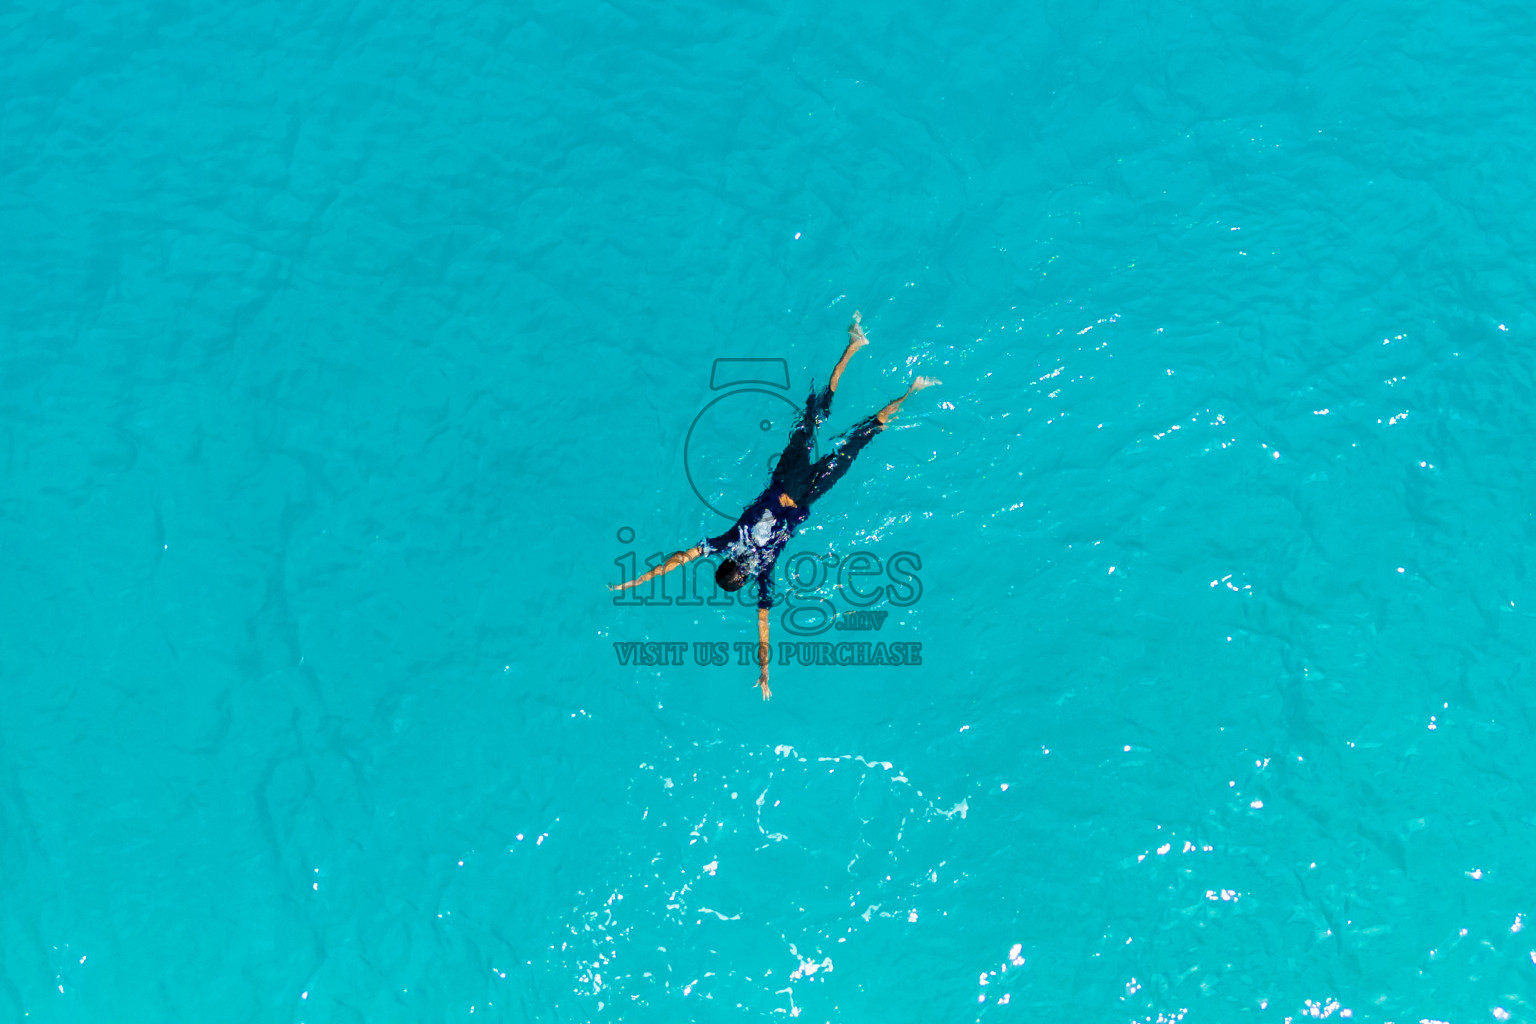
<box><xmin>609</xmin><ymin>545</ymin><xmax>703</xmax><ymax>591</ymax></box>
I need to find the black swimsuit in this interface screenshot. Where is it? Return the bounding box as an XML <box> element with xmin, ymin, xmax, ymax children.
<box><xmin>699</xmin><ymin>383</ymin><xmax>884</xmax><ymax>608</ymax></box>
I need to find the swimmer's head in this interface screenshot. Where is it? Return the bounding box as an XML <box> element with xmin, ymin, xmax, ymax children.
<box><xmin>715</xmin><ymin>558</ymin><xmax>748</xmax><ymax>592</ymax></box>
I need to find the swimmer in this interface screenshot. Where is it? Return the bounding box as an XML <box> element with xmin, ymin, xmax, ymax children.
<box><xmin>609</xmin><ymin>312</ymin><xmax>940</xmax><ymax>700</ymax></box>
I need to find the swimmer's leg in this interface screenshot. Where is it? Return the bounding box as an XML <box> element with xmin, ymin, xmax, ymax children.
<box><xmin>827</xmin><ymin>311</ymin><xmax>869</xmax><ymax>395</ymax></box>
<box><xmin>875</xmin><ymin>375</ymin><xmax>941</xmax><ymax>425</ymax></box>
<box><xmin>776</xmin><ymin>315</ymin><xmax>881</xmax><ymax>498</ymax></box>
<box><xmin>772</xmin><ymin>390</ymin><xmax>822</xmax><ymax>494</ymax></box>
<box><xmin>803</xmin><ymin>376</ymin><xmax>941</xmax><ymax>502</ymax></box>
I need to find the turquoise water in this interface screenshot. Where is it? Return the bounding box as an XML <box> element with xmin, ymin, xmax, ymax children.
<box><xmin>3</xmin><ymin>0</ymin><xmax>1535</xmax><ymax>1020</ymax></box>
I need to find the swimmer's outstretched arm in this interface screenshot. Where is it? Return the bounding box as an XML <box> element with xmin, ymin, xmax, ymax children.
<box><xmin>608</xmin><ymin>545</ymin><xmax>704</xmax><ymax>591</ymax></box>
<box><xmin>828</xmin><ymin>311</ymin><xmax>870</xmax><ymax>394</ymax></box>
<box><xmin>756</xmin><ymin>607</ymin><xmax>772</xmax><ymax>701</ymax></box>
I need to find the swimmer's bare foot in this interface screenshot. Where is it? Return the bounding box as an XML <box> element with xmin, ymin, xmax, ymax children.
<box><xmin>875</xmin><ymin>376</ymin><xmax>941</xmax><ymax>425</ymax></box>
<box><xmin>829</xmin><ymin>311</ymin><xmax>869</xmax><ymax>393</ymax></box>
<box><xmin>848</xmin><ymin>311</ymin><xmax>870</xmax><ymax>350</ymax></box>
